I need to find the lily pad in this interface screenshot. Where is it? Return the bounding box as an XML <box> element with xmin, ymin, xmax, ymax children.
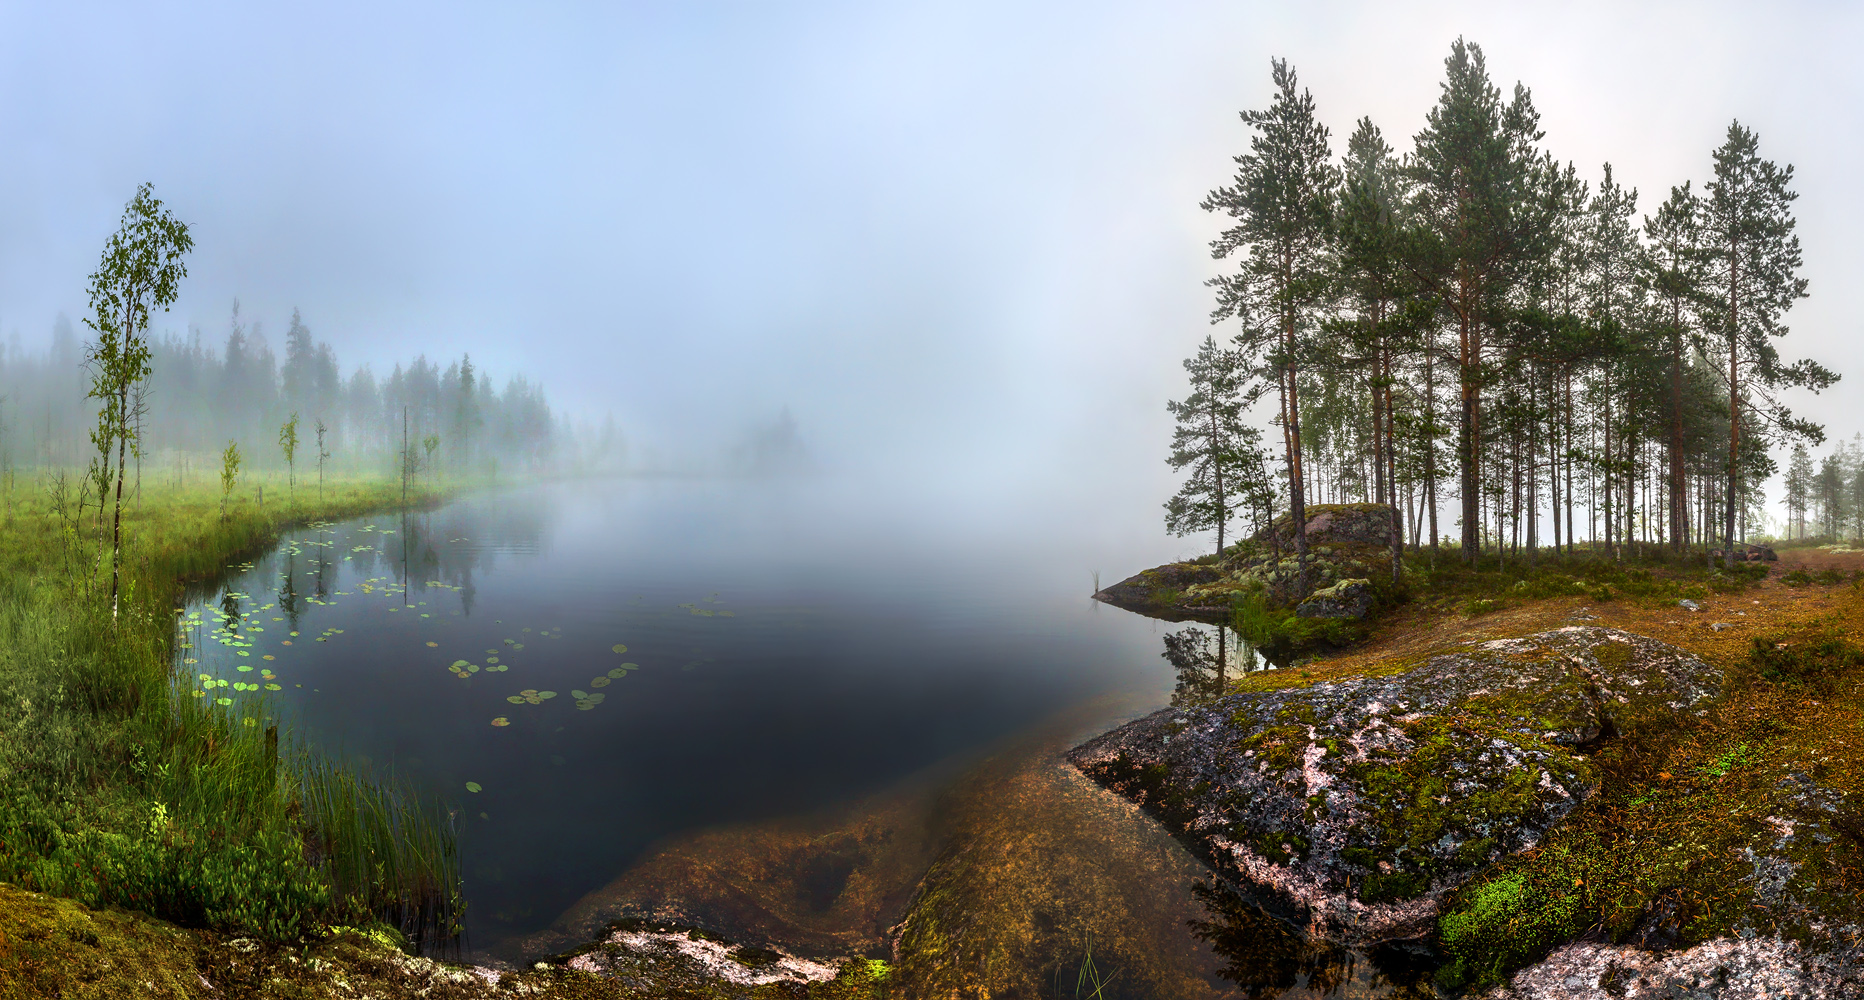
<box><xmin>590</xmin><ymin>677</ymin><xmax>610</xmax><ymax>688</ymax></box>
<box><xmin>574</xmin><ymin>702</ymin><xmax>594</xmax><ymax>711</ymax></box>
<box><xmin>491</xmin><ymin>717</ymin><xmax>510</xmax><ymax>727</ymax></box>
<box><xmin>506</xmin><ymin>695</ymin><xmax>526</xmax><ymax>704</ymax></box>
<box><xmin>237</xmin><ymin>665</ymin><xmax>253</xmax><ymax>673</ymax></box>
<box><xmin>465</xmin><ymin>782</ymin><xmax>482</xmax><ymax>793</ymax></box>
<box><xmin>264</xmin><ymin>683</ymin><xmax>282</xmax><ymax>691</ymax></box>
<box><xmin>538</xmin><ymin>690</ymin><xmax>558</xmax><ymax>700</ymax></box>
<box><xmin>611</xmin><ymin>644</ymin><xmax>627</xmax><ymax>654</ymax></box>
<box><xmin>571</xmin><ymin>690</ymin><xmax>589</xmax><ymax>700</ymax></box>
<box><xmin>262</xmin><ymin>655</ymin><xmax>275</xmax><ymax>661</ymax></box>
<box><xmin>215</xmin><ymin>697</ymin><xmax>232</xmax><ymax>706</ymax></box>
<box><xmin>426</xmin><ymin>641</ymin><xmax>439</xmax><ymax>648</ymax></box>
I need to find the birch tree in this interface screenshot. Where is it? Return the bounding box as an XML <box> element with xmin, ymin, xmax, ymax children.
<box><xmin>83</xmin><ymin>184</ymin><xmax>192</xmax><ymax>617</ymax></box>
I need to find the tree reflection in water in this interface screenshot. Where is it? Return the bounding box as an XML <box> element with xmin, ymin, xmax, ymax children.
<box><xmin>1163</xmin><ymin>625</ymin><xmax>1262</xmax><ymax>707</ymax></box>
<box><xmin>1189</xmin><ymin>881</ymin><xmax>1438</xmax><ymax>999</ymax></box>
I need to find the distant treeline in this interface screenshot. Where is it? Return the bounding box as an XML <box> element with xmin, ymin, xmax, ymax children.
<box><xmin>0</xmin><ymin>303</ymin><xmax>566</xmax><ymax>479</ymax></box>
<box><xmin>1781</xmin><ymin>438</ymin><xmax>1864</xmax><ymax>543</ymax></box>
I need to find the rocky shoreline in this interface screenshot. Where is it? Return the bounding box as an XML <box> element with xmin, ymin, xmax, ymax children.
<box><xmin>1067</xmin><ymin>616</ymin><xmax>1864</xmax><ymax>997</ymax></box>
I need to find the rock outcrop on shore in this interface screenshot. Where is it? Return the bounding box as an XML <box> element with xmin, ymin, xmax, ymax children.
<box><xmin>1069</xmin><ymin>627</ymin><xmax>1722</xmax><ymax>946</ymax></box>
<box><xmin>1094</xmin><ymin>503</ymin><xmax>1403</xmax><ymax>621</ymax></box>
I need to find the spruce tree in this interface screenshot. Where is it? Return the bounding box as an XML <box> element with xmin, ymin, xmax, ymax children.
<box><xmin>1203</xmin><ymin>57</ymin><xmax>1338</xmax><ymax>594</ymax></box>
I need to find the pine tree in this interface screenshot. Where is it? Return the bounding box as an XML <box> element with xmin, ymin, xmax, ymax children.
<box><xmin>1640</xmin><ymin>183</ymin><xmax>1707</xmax><ymax>551</ymax></box>
<box><xmin>1585</xmin><ymin>163</ymin><xmax>1642</xmax><ymax>560</ymax></box>
<box><xmin>1701</xmin><ymin>122</ymin><xmax>1835</xmax><ymax>550</ymax></box>
<box><xmin>1333</xmin><ymin>116</ymin><xmax>1415</xmax><ymax>583</ymax></box>
<box><xmin>1403</xmin><ymin>39</ymin><xmax>1558</xmax><ymax>563</ymax></box>
<box><xmin>1165</xmin><ymin>336</ymin><xmax>1265</xmax><ymax>556</ymax></box>
<box><xmin>1203</xmin><ymin>57</ymin><xmax>1338</xmax><ymax>594</ymax></box>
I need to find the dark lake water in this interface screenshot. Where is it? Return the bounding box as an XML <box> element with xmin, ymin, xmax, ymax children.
<box><xmin>175</xmin><ymin>476</ymin><xmax>1435</xmax><ymax>997</ymax></box>
<box><xmin>175</xmin><ymin>480</ymin><xmax>1187</xmax><ymax>940</ymax></box>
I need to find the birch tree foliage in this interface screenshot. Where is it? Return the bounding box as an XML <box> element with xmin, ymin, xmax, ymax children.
<box><xmin>83</xmin><ymin>183</ymin><xmax>192</xmax><ymax>616</ymax></box>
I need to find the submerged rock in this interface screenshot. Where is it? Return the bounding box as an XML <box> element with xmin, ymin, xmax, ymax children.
<box><xmin>1069</xmin><ymin>627</ymin><xmax>1721</xmax><ymax>947</ymax></box>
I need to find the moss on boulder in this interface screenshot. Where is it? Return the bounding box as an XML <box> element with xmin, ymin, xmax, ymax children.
<box><xmin>1068</xmin><ymin>627</ymin><xmax>1722</xmax><ymax>946</ymax></box>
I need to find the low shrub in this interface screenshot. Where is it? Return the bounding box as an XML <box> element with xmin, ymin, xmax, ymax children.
<box><xmin>1749</xmin><ymin>628</ymin><xmax>1864</xmax><ymax>691</ymax></box>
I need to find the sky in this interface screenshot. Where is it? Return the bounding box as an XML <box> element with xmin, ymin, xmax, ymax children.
<box><xmin>0</xmin><ymin>0</ymin><xmax>1858</xmax><ymax>560</ymax></box>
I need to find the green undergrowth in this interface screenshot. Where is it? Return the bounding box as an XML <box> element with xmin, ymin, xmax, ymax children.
<box><xmin>1229</xmin><ymin>592</ymin><xmax>1369</xmax><ymax>666</ymax></box>
<box><xmin>1412</xmin><ymin>545</ymin><xmax>1770</xmax><ymax>616</ymax></box>
<box><xmin>1431</xmin><ymin>609</ymin><xmax>1864</xmax><ymax>991</ymax></box>
<box><xmin>0</xmin><ymin>472</ymin><xmax>461</xmax><ymax>949</ymax></box>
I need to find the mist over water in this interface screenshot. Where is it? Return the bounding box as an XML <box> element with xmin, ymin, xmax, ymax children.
<box><xmin>180</xmin><ymin>473</ymin><xmax>1192</xmax><ymax>950</ymax></box>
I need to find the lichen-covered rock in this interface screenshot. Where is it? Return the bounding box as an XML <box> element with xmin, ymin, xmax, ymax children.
<box><xmin>1480</xmin><ymin>769</ymin><xmax>1864</xmax><ymax>997</ymax></box>
<box><xmin>1259</xmin><ymin>502</ymin><xmax>1398</xmax><ymax>551</ymax></box>
<box><xmin>1068</xmin><ymin>627</ymin><xmax>1721</xmax><ymax>947</ymax></box>
<box><xmin>1481</xmin><ymin>934</ymin><xmax>1864</xmax><ymax>999</ymax></box>
<box><xmin>1295</xmin><ymin>579</ymin><xmax>1373</xmax><ymax>620</ymax></box>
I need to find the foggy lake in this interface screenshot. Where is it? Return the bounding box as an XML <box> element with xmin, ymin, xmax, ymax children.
<box><xmin>177</xmin><ymin>476</ymin><xmax>1196</xmax><ymax>955</ymax></box>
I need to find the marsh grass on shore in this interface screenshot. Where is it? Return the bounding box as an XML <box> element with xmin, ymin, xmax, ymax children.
<box><xmin>0</xmin><ymin>470</ymin><xmax>462</xmax><ymax>948</ymax></box>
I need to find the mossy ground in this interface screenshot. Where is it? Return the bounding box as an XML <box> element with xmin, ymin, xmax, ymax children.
<box><xmin>0</xmin><ymin>881</ymin><xmax>889</xmax><ymax>999</ymax></box>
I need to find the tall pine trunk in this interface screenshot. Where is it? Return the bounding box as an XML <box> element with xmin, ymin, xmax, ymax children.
<box><xmin>1457</xmin><ymin>282</ymin><xmax>1481</xmax><ymax>564</ymax></box>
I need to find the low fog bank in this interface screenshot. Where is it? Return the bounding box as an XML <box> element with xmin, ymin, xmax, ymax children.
<box><xmin>0</xmin><ymin>306</ymin><xmax>628</xmax><ymax>485</ymax></box>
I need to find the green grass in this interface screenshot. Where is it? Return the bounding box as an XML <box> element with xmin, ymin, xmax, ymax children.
<box><xmin>0</xmin><ymin>467</ymin><xmax>462</xmax><ymax>949</ymax></box>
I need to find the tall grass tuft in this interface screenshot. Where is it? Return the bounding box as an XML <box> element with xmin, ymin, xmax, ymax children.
<box><xmin>297</xmin><ymin>756</ymin><xmax>463</xmax><ymax>951</ymax></box>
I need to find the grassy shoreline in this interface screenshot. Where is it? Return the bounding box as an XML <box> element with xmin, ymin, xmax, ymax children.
<box><xmin>0</xmin><ymin>471</ymin><xmax>460</xmax><ymax>947</ymax></box>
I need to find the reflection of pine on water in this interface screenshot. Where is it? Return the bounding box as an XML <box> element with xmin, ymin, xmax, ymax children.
<box><xmin>1163</xmin><ymin>625</ymin><xmax>1265</xmax><ymax>707</ymax></box>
